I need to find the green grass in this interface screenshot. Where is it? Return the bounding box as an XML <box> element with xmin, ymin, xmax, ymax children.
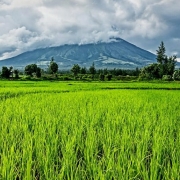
<box><xmin>0</xmin><ymin>81</ymin><xmax>180</xmax><ymax>179</ymax></box>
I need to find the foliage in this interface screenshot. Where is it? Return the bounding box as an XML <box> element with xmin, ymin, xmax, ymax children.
<box><xmin>71</xmin><ymin>64</ymin><xmax>81</xmax><ymax>77</ymax></box>
<box><xmin>24</xmin><ymin>64</ymin><xmax>42</xmax><ymax>78</ymax></box>
<box><xmin>14</xmin><ymin>69</ymin><xmax>19</xmax><ymax>78</ymax></box>
<box><xmin>62</xmin><ymin>76</ymin><xmax>73</xmax><ymax>81</ymax></box>
<box><xmin>139</xmin><ymin>63</ymin><xmax>160</xmax><ymax>80</ymax></box>
<box><xmin>49</xmin><ymin>57</ymin><xmax>58</xmax><ymax>74</ymax></box>
<box><xmin>80</xmin><ymin>67</ymin><xmax>87</xmax><ymax>74</ymax></box>
<box><xmin>116</xmin><ymin>75</ymin><xmax>138</xmax><ymax>81</ymax></box>
<box><xmin>4</xmin><ymin>63</ymin><xmax>140</xmax><ymax>81</ymax></box>
<box><xmin>139</xmin><ymin>42</ymin><xmax>177</xmax><ymax>80</ymax></box>
<box><xmin>109</xmin><ymin>68</ymin><xmax>140</xmax><ymax>76</ymax></box>
<box><xmin>103</xmin><ymin>68</ymin><xmax>108</xmax><ymax>75</ymax></box>
<box><xmin>36</xmin><ymin>67</ymin><xmax>41</xmax><ymax>78</ymax></box>
<box><xmin>162</xmin><ymin>75</ymin><xmax>172</xmax><ymax>81</ymax></box>
<box><xmin>156</xmin><ymin>42</ymin><xmax>176</xmax><ymax>77</ymax></box>
<box><xmin>1</xmin><ymin>66</ymin><xmax>12</xmax><ymax>78</ymax></box>
<box><xmin>156</xmin><ymin>41</ymin><xmax>166</xmax><ymax>64</ymax></box>
<box><xmin>106</xmin><ymin>74</ymin><xmax>113</xmax><ymax>81</ymax></box>
<box><xmin>173</xmin><ymin>70</ymin><xmax>180</xmax><ymax>80</ymax></box>
<box><xmin>25</xmin><ymin>64</ymin><xmax>38</xmax><ymax>76</ymax></box>
<box><xmin>99</xmin><ymin>73</ymin><xmax>105</xmax><ymax>81</ymax></box>
<box><xmin>165</xmin><ymin>55</ymin><xmax>176</xmax><ymax>75</ymax></box>
<box><xmin>89</xmin><ymin>62</ymin><xmax>96</xmax><ymax>79</ymax></box>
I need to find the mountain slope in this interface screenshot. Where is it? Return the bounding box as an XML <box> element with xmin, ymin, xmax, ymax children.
<box><xmin>0</xmin><ymin>38</ymin><xmax>156</xmax><ymax>69</ymax></box>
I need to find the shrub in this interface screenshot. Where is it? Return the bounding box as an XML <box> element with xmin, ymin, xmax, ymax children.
<box><xmin>173</xmin><ymin>70</ymin><xmax>180</xmax><ymax>80</ymax></box>
<box><xmin>99</xmin><ymin>74</ymin><xmax>105</xmax><ymax>81</ymax></box>
<box><xmin>162</xmin><ymin>75</ymin><xmax>172</xmax><ymax>81</ymax></box>
<box><xmin>63</xmin><ymin>76</ymin><xmax>73</xmax><ymax>81</ymax></box>
<box><xmin>21</xmin><ymin>76</ymin><xmax>31</xmax><ymax>81</ymax></box>
<box><xmin>106</xmin><ymin>74</ymin><xmax>112</xmax><ymax>81</ymax></box>
<box><xmin>117</xmin><ymin>75</ymin><xmax>138</xmax><ymax>81</ymax></box>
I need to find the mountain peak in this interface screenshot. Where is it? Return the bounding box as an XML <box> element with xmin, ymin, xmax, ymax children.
<box><xmin>0</xmin><ymin>38</ymin><xmax>156</xmax><ymax>70</ymax></box>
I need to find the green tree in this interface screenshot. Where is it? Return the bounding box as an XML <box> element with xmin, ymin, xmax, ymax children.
<box><xmin>25</xmin><ymin>64</ymin><xmax>38</xmax><ymax>76</ymax></box>
<box><xmin>173</xmin><ymin>70</ymin><xmax>180</xmax><ymax>80</ymax></box>
<box><xmin>103</xmin><ymin>68</ymin><xmax>108</xmax><ymax>75</ymax></box>
<box><xmin>139</xmin><ymin>42</ymin><xmax>177</xmax><ymax>80</ymax></box>
<box><xmin>1</xmin><ymin>66</ymin><xmax>11</xmax><ymax>78</ymax></box>
<box><xmin>134</xmin><ymin>67</ymin><xmax>140</xmax><ymax>76</ymax></box>
<box><xmin>89</xmin><ymin>62</ymin><xmax>96</xmax><ymax>80</ymax></box>
<box><xmin>139</xmin><ymin>63</ymin><xmax>160</xmax><ymax>80</ymax></box>
<box><xmin>14</xmin><ymin>69</ymin><xmax>19</xmax><ymax>79</ymax></box>
<box><xmin>162</xmin><ymin>75</ymin><xmax>172</xmax><ymax>81</ymax></box>
<box><xmin>156</xmin><ymin>42</ymin><xmax>176</xmax><ymax>77</ymax></box>
<box><xmin>9</xmin><ymin>66</ymin><xmax>13</xmax><ymax>77</ymax></box>
<box><xmin>71</xmin><ymin>64</ymin><xmax>81</xmax><ymax>77</ymax></box>
<box><xmin>49</xmin><ymin>57</ymin><xmax>58</xmax><ymax>74</ymax></box>
<box><xmin>166</xmin><ymin>55</ymin><xmax>176</xmax><ymax>76</ymax></box>
<box><xmin>80</xmin><ymin>67</ymin><xmax>87</xmax><ymax>74</ymax></box>
<box><xmin>156</xmin><ymin>41</ymin><xmax>166</xmax><ymax>64</ymax></box>
<box><xmin>36</xmin><ymin>67</ymin><xmax>41</xmax><ymax>78</ymax></box>
<box><xmin>106</xmin><ymin>74</ymin><xmax>113</xmax><ymax>81</ymax></box>
<box><xmin>99</xmin><ymin>73</ymin><xmax>105</xmax><ymax>81</ymax></box>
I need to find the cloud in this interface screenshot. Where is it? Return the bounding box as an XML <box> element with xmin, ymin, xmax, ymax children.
<box><xmin>0</xmin><ymin>0</ymin><xmax>180</xmax><ymax>60</ymax></box>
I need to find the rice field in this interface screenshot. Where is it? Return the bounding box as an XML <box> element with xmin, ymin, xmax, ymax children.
<box><xmin>0</xmin><ymin>81</ymin><xmax>180</xmax><ymax>179</ymax></box>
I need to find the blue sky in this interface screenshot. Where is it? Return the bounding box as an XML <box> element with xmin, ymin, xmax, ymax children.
<box><xmin>0</xmin><ymin>0</ymin><xmax>180</xmax><ymax>60</ymax></box>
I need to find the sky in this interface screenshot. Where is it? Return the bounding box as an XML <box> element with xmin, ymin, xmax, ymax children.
<box><xmin>0</xmin><ymin>0</ymin><xmax>180</xmax><ymax>60</ymax></box>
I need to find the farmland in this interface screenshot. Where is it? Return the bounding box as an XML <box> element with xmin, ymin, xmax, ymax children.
<box><xmin>0</xmin><ymin>81</ymin><xmax>180</xmax><ymax>179</ymax></box>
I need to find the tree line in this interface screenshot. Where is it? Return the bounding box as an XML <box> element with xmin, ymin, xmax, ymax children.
<box><xmin>0</xmin><ymin>42</ymin><xmax>179</xmax><ymax>81</ymax></box>
<box><xmin>0</xmin><ymin>58</ymin><xmax>59</xmax><ymax>79</ymax></box>
<box><xmin>0</xmin><ymin>58</ymin><xmax>140</xmax><ymax>81</ymax></box>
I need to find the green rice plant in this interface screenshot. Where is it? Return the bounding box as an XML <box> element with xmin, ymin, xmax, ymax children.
<box><xmin>0</xmin><ymin>82</ymin><xmax>180</xmax><ymax>179</ymax></box>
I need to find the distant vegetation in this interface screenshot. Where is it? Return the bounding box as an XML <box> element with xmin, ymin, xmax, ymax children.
<box><xmin>0</xmin><ymin>60</ymin><xmax>140</xmax><ymax>81</ymax></box>
<box><xmin>0</xmin><ymin>42</ymin><xmax>178</xmax><ymax>81</ymax></box>
<box><xmin>139</xmin><ymin>41</ymin><xmax>177</xmax><ymax>81</ymax></box>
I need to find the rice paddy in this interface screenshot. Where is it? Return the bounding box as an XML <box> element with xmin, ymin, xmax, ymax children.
<box><xmin>0</xmin><ymin>81</ymin><xmax>180</xmax><ymax>179</ymax></box>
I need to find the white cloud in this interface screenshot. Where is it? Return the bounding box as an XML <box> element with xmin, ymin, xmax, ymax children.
<box><xmin>0</xmin><ymin>0</ymin><xmax>180</xmax><ymax>60</ymax></box>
